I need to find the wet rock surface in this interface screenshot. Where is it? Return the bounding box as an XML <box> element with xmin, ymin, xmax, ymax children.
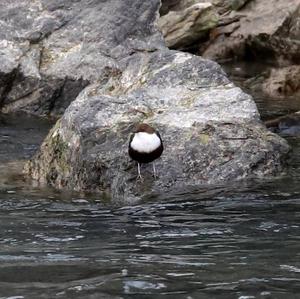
<box><xmin>266</xmin><ymin>112</ymin><xmax>300</xmax><ymax>136</ymax></box>
<box><xmin>262</xmin><ymin>66</ymin><xmax>300</xmax><ymax>98</ymax></box>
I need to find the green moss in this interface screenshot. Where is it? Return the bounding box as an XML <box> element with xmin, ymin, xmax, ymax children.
<box><xmin>47</xmin><ymin>125</ymin><xmax>70</xmax><ymax>175</ymax></box>
<box><xmin>199</xmin><ymin>133</ymin><xmax>210</xmax><ymax>144</ymax></box>
<box><xmin>107</xmin><ymin>84</ymin><xmax>115</xmax><ymax>92</ymax></box>
<box><xmin>56</xmin><ymin>145</ymin><xmax>69</xmax><ymax>173</ymax></box>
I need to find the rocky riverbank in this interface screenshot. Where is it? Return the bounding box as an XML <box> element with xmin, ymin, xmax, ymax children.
<box><xmin>159</xmin><ymin>0</ymin><xmax>300</xmax><ymax>100</ymax></box>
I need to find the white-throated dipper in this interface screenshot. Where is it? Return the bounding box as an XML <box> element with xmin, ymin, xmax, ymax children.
<box><xmin>128</xmin><ymin>123</ymin><xmax>164</xmax><ymax>180</ymax></box>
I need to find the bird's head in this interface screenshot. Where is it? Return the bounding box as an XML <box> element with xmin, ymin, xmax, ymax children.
<box><xmin>134</xmin><ymin>123</ymin><xmax>155</xmax><ymax>134</ymax></box>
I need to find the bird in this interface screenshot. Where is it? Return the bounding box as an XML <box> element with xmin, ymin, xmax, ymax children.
<box><xmin>128</xmin><ymin>123</ymin><xmax>164</xmax><ymax>180</ymax></box>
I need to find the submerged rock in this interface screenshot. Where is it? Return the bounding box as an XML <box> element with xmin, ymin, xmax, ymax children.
<box><xmin>262</xmin><ymin>66</ymin><xmax>300</xmax><ymax>98</ymax></box>
<box><xmin>266</xmin><ymin>112</ymin><xmax>300</xmax><ymax>136</ymax></box>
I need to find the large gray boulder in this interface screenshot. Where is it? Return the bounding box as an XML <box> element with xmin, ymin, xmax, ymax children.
<box><xmin>20</xmin><ymin>0</ymin><xmax>289</xmax><ymax>201</ymax></box>
<box><xmin>0</xmin><ymin>0</ymin><xmax>162</xmax><ymax>116</ymax></box>
<box><xmin>24</xmin><ymin>50</ymin><xmax>289</xmax><ymax>201</ymax></box>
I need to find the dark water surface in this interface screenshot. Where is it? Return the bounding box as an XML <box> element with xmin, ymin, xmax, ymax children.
<box><xmin>0</xmin><ymin>86</ymin><xmax>300</xmax><ymax>298</ymax></box>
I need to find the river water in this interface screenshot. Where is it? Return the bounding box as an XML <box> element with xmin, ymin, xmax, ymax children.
<box><xmin>0</xmin><ymin>66</ymin><xmax>300</xmax><ymax>298</ymax></box>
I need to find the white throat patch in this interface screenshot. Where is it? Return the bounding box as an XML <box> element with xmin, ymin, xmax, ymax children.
<box><xmin>130</xmin><ymin>132</ymin><xmax>161</xmax><ymax>153</ymax></box>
